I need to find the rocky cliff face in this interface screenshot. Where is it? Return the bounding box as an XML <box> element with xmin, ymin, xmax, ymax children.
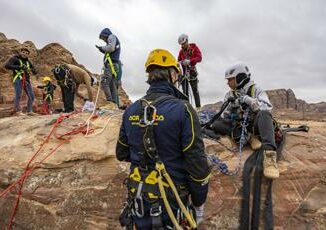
<box><xmin>0</xmin><ymin>112</ymin><xmax>325</xmax><ymax>229</ymax></box>
<box><xmin>0</xmin><ymin>32</ymin><xmax>131</xmax><ymax>117</ymax></box>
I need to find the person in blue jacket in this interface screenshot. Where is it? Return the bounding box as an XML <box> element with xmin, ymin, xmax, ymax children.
<box><xmin>116</xmin><ymin>49</ymin><xmax>211</xmax><ymax>229</ymax></box>
<box><xmin>96</xmin><ymin>28</ymin><xmax>121</xmax><ymax>105</ymax></box>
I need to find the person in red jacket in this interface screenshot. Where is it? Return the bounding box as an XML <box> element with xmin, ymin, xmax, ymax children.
<box><xmin>177</xmin><ymin>34</ymin><xmax>202</xmax><ymax>109</ymax></box>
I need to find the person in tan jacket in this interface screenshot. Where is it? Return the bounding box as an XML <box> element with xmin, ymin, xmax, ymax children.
<box><xmin>52</xmin><ymin>64</ymin><xmax>95</xmax><ymax>112</ymax></box>
<box><xmin>65</xmin><ymin>64</ymin><xmax>93</xmax><ymax>102</ymax></box>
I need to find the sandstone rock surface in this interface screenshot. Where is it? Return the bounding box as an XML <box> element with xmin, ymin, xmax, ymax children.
<box><xmin>0</xmin><ymin>112</ymin><xmax>325</xmax><ymax>229</ymax></box>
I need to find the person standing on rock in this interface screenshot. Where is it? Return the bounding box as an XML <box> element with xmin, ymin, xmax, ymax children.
<box><xmin>177</xmin><ymin>34</ymin><xmax>202</xmax><ymax>110</ymax></box>
<box><xmin>116</xmin><ymin>49</ymin><xmax>211</xmax><ymax>229</ymax></box>
<box><xmin>5</xmin><ymin>45</ymin><xmax>38</xmax><ymax>116</ymax></box>
<box><xmin>209</xmin><ymin>63</ymin><xmax>280</xmax><ymax>179</ymax></box>
<box><xmin>37</xmin><ymin>76</ymin><xmax>57</xmax><ymax>114</ymax></box>
<box><xmin>96</xmin><ymin>28</ymin><xmax>121</xmax><ymax>106</ymax></box>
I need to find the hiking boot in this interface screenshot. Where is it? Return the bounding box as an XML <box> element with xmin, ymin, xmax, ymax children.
<box><xmin>249</xmin><ymin>136</ymin><xmax>262</xmax><ymax>150</ymax></box>
<box><xmin>263</xmin><ymin>150</ymin><xmax>279</xmax><ymax>179</ymax></box>
<box><xmin>26</xmin><ymin>111</ymin><xmax>38</xmax><ymax>116</ymax></box>
<box><xmin>15</xmin><ymin>111</ymin><xmax>26</xmax><ymax>116</ymax></box>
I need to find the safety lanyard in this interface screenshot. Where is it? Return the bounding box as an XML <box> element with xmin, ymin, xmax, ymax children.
<box><xmin>104</xmin><ymin>52</ymin><xmax>117</xmax><ymax>78</ymax></box>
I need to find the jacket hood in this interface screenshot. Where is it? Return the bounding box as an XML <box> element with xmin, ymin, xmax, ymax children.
<box><xmin>99</xmin><ymin>28</ymin><xmax>112</xmax><ymax>39</ymax></box>
<box><xmin>146</xmin><ymin>81</ymin><xmax>188</xmax><ymax>101</ymax></box>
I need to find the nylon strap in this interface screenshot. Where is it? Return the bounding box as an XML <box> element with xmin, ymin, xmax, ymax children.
<box><xmin>104</xmin><ymin>52</ymin><xmax>117</xmax><ymax>78</ymax></box>
<box><xmin>13</xmin><ymin>60</ymin><xmax>30</xmax><ymax>83</ymax></box>
<box><xmin>45</xmin><ymin>94</ymin><xmax>53</xmax><ymax>102</ymax></box>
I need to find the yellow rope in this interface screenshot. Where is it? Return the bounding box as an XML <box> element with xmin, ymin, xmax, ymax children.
<box><xmin>156</xmin><ymin>162</ymin><xmax>197</xmax><ymax>229</ymax></box>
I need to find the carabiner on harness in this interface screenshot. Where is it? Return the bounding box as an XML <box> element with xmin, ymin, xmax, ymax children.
<box><xmin>134</xmin><ymin>181</ymin><xmax>144</xmax><ymax>218</ymax></box>
<box><xmin>150</xmin><ymin>205</ymin><xmax>162</xmax><ymax>217</ymax></box>
<box><xmin>142</xmin><ymin>104</ymin><xmax>157</xmax><ymax>126</ymax></box>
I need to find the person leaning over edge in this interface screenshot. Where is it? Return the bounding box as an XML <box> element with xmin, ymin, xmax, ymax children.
<box><xmin>210</xmin><ymin>63</ymin><xmax>279</xmax><ymax>179</ymax></box>
<box><xmin>116</xmin><ymin>49</ymin><xmax>211</xmax><ymax>229</ymax></box>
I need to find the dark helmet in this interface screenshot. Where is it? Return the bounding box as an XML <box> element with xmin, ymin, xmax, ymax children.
<box><xmin>99</xmin><ymin>28</ymin><xmax>112</xmax><ymax>40</ymax></box>
<box><xmin>225</xmin><ymin>63</ymin><xmax>251</xmax><ymax>89</ymax></box>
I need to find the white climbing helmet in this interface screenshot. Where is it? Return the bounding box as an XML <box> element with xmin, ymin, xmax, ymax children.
<box><xmin>225</xmin><ymin>63</ymin><xmax>251</xmax><ymax>79</ymax></box>
<box><xmin>178</xmin><ymin>34</ymin><xmax>188</xmax><ymax>45</ymax></box>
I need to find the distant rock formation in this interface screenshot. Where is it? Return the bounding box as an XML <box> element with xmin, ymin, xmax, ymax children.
<box><xmin>0</xmin><ymin>32</ymin><xmax>131</xmax><ymax>117</ymax></box>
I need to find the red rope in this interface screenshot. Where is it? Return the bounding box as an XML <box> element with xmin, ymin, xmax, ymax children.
<box><xmin>1</xmin><ymin>112</ymin><xmax>79</xmax><ymax>229</ymax></box>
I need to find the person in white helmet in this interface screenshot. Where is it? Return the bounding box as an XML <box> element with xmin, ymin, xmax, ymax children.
<box><xmin>210</xmin><ymin>63</ymin><xmax>279</xmax><ymax>179</ymax></box>
<box><xmin>177</xmin><ymin>34</ymin><xmax>202</xmax><ymax>110</ymax></box>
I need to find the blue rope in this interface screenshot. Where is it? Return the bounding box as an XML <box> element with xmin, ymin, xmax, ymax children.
<box><xmin>208</xmin><ymin>109</ymin><xmax>250</xmax><ymax>176</ymax></box>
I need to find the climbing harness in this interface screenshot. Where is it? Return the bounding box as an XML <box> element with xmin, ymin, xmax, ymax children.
<box><xmin>44</xmin><ymin>94</ymin><xmax>53</xmax><ymax>103</ymax></box>
<box><xmin>13</xmin><ymin>60</ymin><xmax>30</xmax><ymax>83</ymax></box>
<box><xmin>209</xmin><ymin>109</ymin><xmax>250</xmax><ymax>176</ymax></box>
<box><xmin>12</xmin><ymin>59</ymin><xmax>34</xmax><ymax>112</ymax></box>
<box><xmin>177</xmin><ymin>58</ymin><xmax>198</xmax><ymax>107</ymax></box>
<box><xmin>54</xmin><ymin>65</ymin><xmax>75</xmax><ymax>89</ymax></box>
<box><xmin>121</xmin><ymin>96</ymin><xmax>197</xmax><ymax>230</ymax></box>
<box><xmin>104</xmin><ymin>52</ymin><xmax>117</xmax><ymax>78</ymax></box>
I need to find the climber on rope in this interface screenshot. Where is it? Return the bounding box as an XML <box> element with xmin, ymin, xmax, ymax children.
<box><xmin>52</xmin><ymin>64</ymin><xmax>95</xmax><ymax>113</ymax></box>
<box><xmin>116</xmin><ymin>49</ymin><xmax>211</xmax><ymax>229</ymax></box>
<box><xmin>207</xmin><ymin>63</ymin><xmax>279</xmax><ymax>179</ymax></box>
<box><xmin>177</xmin><ymin>34</ymin><xmax>202</xmax><ymax>111</ymax></box>
<box><xmin>5</xmin><ymin>44</ymin><xmax>38</xmax><ymax>116</ymax></box>
<box><xmin>96</xmin><ymin>28</ymin><xmax>121</xmax><ymax>106</ymax></box>
<box><xmin>37</xmin><ymin>76</ymin><xmax>57</xmax><ymax>114</ymax></box>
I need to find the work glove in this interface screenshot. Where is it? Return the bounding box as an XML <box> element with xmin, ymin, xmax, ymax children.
<box><xmin>82</xmin><ymin>101</ymin><xmax>95</xmax><ymax>112</ymax></box>
<box><xmin>239</xmin><ymin>95</ymin><xmax>260</xmax><ymax>111</ymax></box>
<box><xmin>95</xmin><ymin>45</ymin><xmax>104</xmax><ymax>52</ymax></box>
<box><xmin>182</xmin><ymin>59</ymin><xmax>191</xmax><ymax>66</ymax></box>
<box><xmin>194</xmin><ymin>204</ymin><xmax>205</xmax><ymax>224</ymax></box>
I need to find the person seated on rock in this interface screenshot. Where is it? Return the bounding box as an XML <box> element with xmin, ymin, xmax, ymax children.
<box><xmin>209</xmin><ymin>63</ymin><xmax>279</xmax><ymax>179</ymax></box>
<box><xmin>5</xmin><ymin>45</ymin><xmax>38</xmax><ymax>116</ymax></box>
<box><xmin>116</xmin><ymin>49</ymin><xmax>211</xmax><ymax>229</ymax></box>
<box><xmin>52</xmin><ymin>64</ymin><xmax>95</xmax><ymax>113</ymax></box>
<box><xmin>37</xmin><ymin>76</ymin><xmax>57</xmax><ymax>114</ymax></box>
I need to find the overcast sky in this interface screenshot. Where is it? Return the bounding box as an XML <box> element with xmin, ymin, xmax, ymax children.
<box><xmin>1</xmin><ymin>0</ymin><xmax>325</xmax><ymax>104</ymax></box>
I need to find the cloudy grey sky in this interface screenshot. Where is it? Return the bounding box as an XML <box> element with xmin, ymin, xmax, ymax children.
<box><xmin>1</xmin><ymin>0</ymin><xmax>325</xmax><ymax>104</ymax></box>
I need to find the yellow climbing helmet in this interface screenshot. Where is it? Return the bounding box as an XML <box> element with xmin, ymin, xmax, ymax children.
<box><xmin>145</xmin><ymin>49</ymin><xmax>180</xmax><ymax>74</ymax></box>
<box><xmin>42</xmin><ymin>76</ymin><xmax>52</xmax><ymax>82</ymax></box>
